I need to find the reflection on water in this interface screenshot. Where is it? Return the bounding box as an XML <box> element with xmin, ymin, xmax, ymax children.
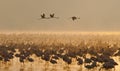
<box><xmin>0</xmin><ymin>56</ymin><xmax>120</xmax><ymax>71</ymax></box>
<box><xmin>19</xmin><ymin>68</ymin><xmax>24</xmax><ymax>71</ymax></box>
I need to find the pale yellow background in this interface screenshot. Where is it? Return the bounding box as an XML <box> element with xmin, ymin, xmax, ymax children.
<box><xmin>0</xmin><ymin>0</ymin><xmax>120</xmax><ymax>32</ymax></box>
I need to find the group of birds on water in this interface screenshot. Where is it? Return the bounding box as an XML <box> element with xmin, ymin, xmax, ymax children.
<box><xmin>0</xmin><ymin>42</ymin><xmax>120</xmax><ymax>71</ymax></box>
<box><xmin>39</xmin><ymin>13</ymin><xmax>80</xmax><ymax>21</ymax></box>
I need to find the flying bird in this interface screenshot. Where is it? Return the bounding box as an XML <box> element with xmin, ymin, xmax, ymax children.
<box><xmin>71</xmin><ymin>16</ymin><xmax>80</xmax><ymax>21</ymax></box>
<box><xmin>39</xmin><ymin>13</ymin><xmax>49</xmax><ymax>20</ymax></box>
<box><xmin>41</xmin><ymin>13</ymin><xmax>46</xmax><ymax>19</ymax></box>
<box><xmin>50</xmin><ymin>13</ymin><xmax>55</xmax><ymax>18</ymax></box>
<box><xmin>49</xmin><ymin>13</ymin><xmax>59</xmax><ymax>19</ymax></box>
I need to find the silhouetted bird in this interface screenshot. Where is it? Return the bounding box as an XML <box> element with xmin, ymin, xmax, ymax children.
<box><xmin>4</xmin><ymin>57</ymin><xmax>10</xmax><ymax>62</ymax></box>
<box><xmin>90</xmin><ymin>57</ymin><xmax>98</xmax><ymax>62</ymax></box>
<box><xmin>52</xmin><ymin>55</ymin><xmax>59</xmax><ymax>60</ymax></box>
<box><xmin>91</xmin><ymin>61</ymin><xmax>97</xmax><ymax>67</ymax></box>
<box><xmin>50</xmin><ymin>59</ymin><xmax>57</xmax><ymax>64</ymax></box>
<box><xmin>50</xmin><ymin>13</ymin><xmax>55</xmax><ymax>18</ymax></box>
<box><xmin>85</xmin><ymin>65</ymin><xmax>93</xmax><ymax>69</ymax></box>
<box><xmin>27</xmin><ymin>57</ymin><xmax>34</xmax><ymax>62</ymax></box>
<box><xmin>39</xmin><ymin>13</ymin><xmax>50</xmax><ymax>19</ymax></box>
<box><xmin>41</xmin><ymin>13</ymin><xmax>46</xmax><ymax>19</ymax></box>
<box><xmin>99</xmin><ymin>59</ymin><xmax>118</xmax><ymax>71</ymax></box>
<box><xmin>0</xmin><ymin>57</ymin><xmax>3</xmax><ymax>61</ymax></box>
<box><xmin>76</xmin><ymin>57</ymin><xmax>83</xmax><ymax>65</ymax></box>
<box><xmin>34</xmin><ymin>50</ymin><xmax>43</xmax><ymax>57</ymax></box>
<box><xmin>62</xmin><ymin>55</ymin><xmax>72</xmax><ymax>64</ymax></box>
<box><xmin>108</xmin><ymin>59</ymin><xmax>118</xmax><ymax>65</ymax></box>
<box><xmin>100</xmin><ymin>62</ymin><xmax>115</xmax><ymax>70</ymax></box>
<box><xmin>50</xmin><ymin>13</ymin><xmax>59</xmax><ymax>19</ymax></box>
<box><xmin>67</xmin><ymin>52</ymin><xmax>76</xmax><ymax>58</ymax></box>
<box><xmin>71</xmin><ymin>16</ymin><xmax>80</xmax><ymax>21</ymax></box>
<box><xmin>84</xmin><ymin>61</ymin><xmax>97</xmax><ymax>70</ymax></box>
<box><xmin>41</xmin><ymin>55</ymin><xmax>50</xmax><ymax>61</ymax></box>
<box><xmin>15</xmin><ymin>54</ymin><xmax>20</xmax><ymax>57</ymax></box>
<box><xmin>8</xmin><ymin>52</ymin><xmax>14</xmax><ymax>59</ymax></box>
<box><xmin>19</xmin><ymin>57</ymin><xmax>24</xmax><ymax>64</ymax></box>
<box><xmin>84</xmin><ymin>58</ymin><xmax>92</xmax><ymax>63</ymax></box>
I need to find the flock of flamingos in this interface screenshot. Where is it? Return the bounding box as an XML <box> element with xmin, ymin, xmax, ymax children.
<box><xmin>0</xmin><ymin>35</ymin><xmax>120</xmax><ymax>71</ymax></box>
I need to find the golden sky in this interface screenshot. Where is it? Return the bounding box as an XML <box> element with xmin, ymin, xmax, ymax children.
<box><xmin>0</xmin><ymin>0</ymin><xmax>120</xmax><ymax>32</ymax></box>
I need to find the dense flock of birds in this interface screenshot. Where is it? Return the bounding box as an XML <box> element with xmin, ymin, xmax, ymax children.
<box><xmin>0</xmin><ymin>33</ymin><xmax>120</xmax><ymax>71</ymax></box>
<box><xmin>0</xmin><ymin>41</ymin><xmax>120</xmax><ymax>71</ymax></box>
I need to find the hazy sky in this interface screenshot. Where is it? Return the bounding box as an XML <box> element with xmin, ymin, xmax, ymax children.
<box><xmin>0</xmin><ymin>0</ymin><xmax>120</xmax><ymax>32</ymax></box>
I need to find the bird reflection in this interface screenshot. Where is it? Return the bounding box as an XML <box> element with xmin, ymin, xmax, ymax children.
<box><xmin>19</xmin><ymin>67</ymin><xmax>24</xmax><ymax>71</ymax></box>
<box><xmin>27</xmin><ymin>67</ymin><xmax>33</xmax><ymax>71</ymax></box>
<box><xmin>63</xmin><ymin>64</ymin><xmax>71</xmax><ymax>71</ymax></box>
